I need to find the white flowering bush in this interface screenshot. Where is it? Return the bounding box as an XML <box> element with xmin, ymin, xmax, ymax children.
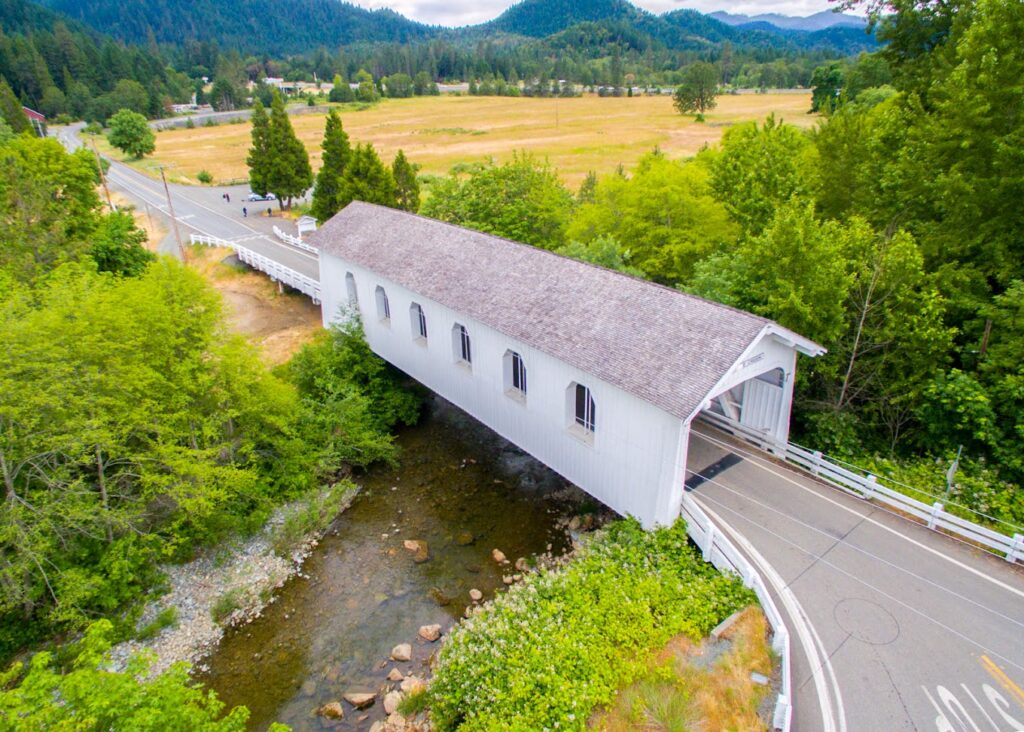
<box><xmin>428</xmin><ymin>518</ymin><xmax>755</xmax><ymax>731</ymax></box>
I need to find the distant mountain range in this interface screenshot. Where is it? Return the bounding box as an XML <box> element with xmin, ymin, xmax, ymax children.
<box><xmin>709</xmin><ymin>9</ymin><xmax>867</xmax><ymax>32</ymax></box>
<box><xmin>31</xmin><ymin>0</ymin><xmax>877</xmax><ymax>57</ymax></box>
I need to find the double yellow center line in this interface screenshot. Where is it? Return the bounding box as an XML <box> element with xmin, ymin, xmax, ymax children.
<box><xmin>980</xmin><ymin>654</ymin><xmax>1024</xmax><ymax>709</ymax></box>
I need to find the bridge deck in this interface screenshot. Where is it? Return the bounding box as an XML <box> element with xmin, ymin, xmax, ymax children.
<box><xmin>687</xmin><ymin>425</ymin><xmax>1024</xmax><ymax>732</ymax></box>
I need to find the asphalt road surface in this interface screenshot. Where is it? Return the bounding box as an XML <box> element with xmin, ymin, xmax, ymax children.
<box><xmin>687</xmin><ymin>425</ymin><xmax>1024</xmax><ymax>732</ymax></box>
<box><xmin>53</xmin><ymin>125</ymin><xmax>318</xmax><ymax>279</ymax></box>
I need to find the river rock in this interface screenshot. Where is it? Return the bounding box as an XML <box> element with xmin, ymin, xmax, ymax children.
<box><xmin>491</xmin><ymin>548</ymin><xmax>507</xmax><ymax>563</ymax></box>
<box><xmin>317</xmin><ymin>701</ymin><xmax>344</xmax><ymax>719</ymax></box>
<box><xmin>387</xmin><ymin>712</ymin><xmax>407</xmax><ymax>730</ymax></box>
<box><xmin>301</xmin><ymin>679</ymin><xmax>317</xmax><ymax>696</ymax></box>
<box><xmin>400</xmin><ymin>675</ymin><xmax>426</xmax><ymax>694</ymax></box>
<box><xmin>383</xmin><ymin>690</ymin><xmax>403</xmax><ymax>714</ymax></box>
<box><xmin>469</xmin><ymin>588</ymin><xmax>483</xmax><ymax>602</ymax></box>
<box><xmin>402</xmin><ymin>540</ymin><xmax>429</xmax><ymax>563</ymax></box>
<box><xmin>515</xmin><ymin>557</ymin><xmax>529</xmax><ymax>572</ymax></box>
<box><xmin>387</xmin><ymin>667</ymin><xmax>404</xmax><ymax>681</ymax></box>
<box><xmin>568</xmin><ymin>516</ymin><xmax>582</xmax><ymax>531</ymax></box>
<box><xmin>391</xmin><ymin>643</ymin><xmax>413</xmax><ymax>662</ymax></box>
<box><xmin>369</xmin><ymin>722</ymin><xmax>386</xmax><ymax>732</ymax></box>
<box><xmin>455</xmin><ymin>530</ymin><xmax>474</xmax><ymax>546</ymax></box>
<box><xmin>342</xmin><ymin>691</ymin><xmax>376</xmax><ymax>709</ymax></box>
<box><xmin>418</xmin><ymin>624</ymin><xmax>441</xmax><ymax>642</ymax></box>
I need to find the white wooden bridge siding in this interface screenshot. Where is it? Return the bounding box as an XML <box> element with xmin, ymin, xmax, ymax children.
<box><xmin>321</xmin><ymin>256</ymin><xmax>688</xmax><ymax>529</ymax></box>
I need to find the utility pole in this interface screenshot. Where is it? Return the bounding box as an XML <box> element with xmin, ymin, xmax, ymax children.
<box><xmin>160</xmin><ymin>166</ymin><xmax>185</xmax><ymax>261</ymax></box>
<box><xmin>90</xmin><ymin>139</ymin><xmax>115</xmax><ymax>212</ymax></box>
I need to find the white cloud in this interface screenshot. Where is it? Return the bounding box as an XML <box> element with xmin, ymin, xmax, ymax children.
<box><xmin>348</xmin><ymin>0</ymin><xmax>850</xmax><ymax>27</ymax></box>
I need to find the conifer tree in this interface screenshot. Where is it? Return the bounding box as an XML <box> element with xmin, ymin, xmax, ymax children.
<box><xmin>266</xmin><ymin>89</ymin><xmax>313</xmax><ymax>209</ymax></box>
<box><xmin>0</xmin><ymin>76</ymin><xmax>30</xmax><ymax>134</ymax></box>
<box><xmin>246</xmin><ymin>98</ymin><xmax>271</xmax><ymax>196</ymax></box>
<box><xmin>392</xmin><ymin>149</ymin><xmax>420</xmax><ymax>213</ymax></box>
<box><xmin>311</xmin><ymin>110</ymin><xmax>351</xmax><ymax>223</ymax></box>
<box><xmin>337</xmin><ymin>143</ymin><xmax>397</xmax><ymax>210</ymax></box>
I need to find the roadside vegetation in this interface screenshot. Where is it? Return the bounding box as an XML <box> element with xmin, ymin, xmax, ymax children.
<box><xmin>426</xmin><ymin>519</ymin><xmax>755</xmax><ymax>731</ymax></box>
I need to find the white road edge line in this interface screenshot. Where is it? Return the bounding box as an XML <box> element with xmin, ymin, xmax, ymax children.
<box><xmin>110</xmin><ymin>162</ymin><xmax>318</xmax><ymax>261</ymax></box>
<box><xmin>696</xmin><ymin>497</ymin><xmax>846</xmax><ymax>732</ymax></box>
<box><xmin>690</xmin><ymin>428</ymin><xmax>1024</xmax><ymax>600</ymax></box>
<box><xmin>693</xmin><ymin>484</ymin><xmax>1024</xmax><ymax>674</ymax></box>
<box><xmin>689</xmin><ymin>467</ymin><xmax>1024</xmax><ymax>630</ymax></box>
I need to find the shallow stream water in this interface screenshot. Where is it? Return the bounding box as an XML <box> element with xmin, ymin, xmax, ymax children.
<box><xmin>198</xmin><ymin>398</ymin><xmax>578</xmax><ymax>731</ymax></box>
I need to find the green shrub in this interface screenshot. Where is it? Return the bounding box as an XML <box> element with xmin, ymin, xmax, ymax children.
<box><xmin>136</xmin><ymin>606</ymin><xmax>179</xmax><ymax>641</ymax></box>
<box><xmin>210</xmin><ymin>588</ymin><xmax>245</xmax><ymax>625</ymax></box>
<box><xmin>271</xmin><ymin>481</ymin><xmax>359</xmax><ymax>557</ymax></box>
<box><xmin>197</xmin><ymin>169</ymin><xmax>213</xmax><ymax>184</ymax></box>
<box><xmin>427</xmin><ymin>518</ymin><xmax>754</xmax><ymax>731</ymax></box>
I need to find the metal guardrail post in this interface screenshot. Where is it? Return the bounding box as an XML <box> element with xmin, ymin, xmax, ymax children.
<box><xmin>928</xmin><ymin>501</ymin><xmax>943</xmax><ymax>530</ymax></box>
<box><xmin>864</xmin><ymin>474</ymin><xmax>877</xmax><ymax>500</ymax></box>
<box><xmin>1008</xmin><ymin>534</ymin><xmax>1024</xmax><ymax>563</ymax></box>
<box><xmin>811</xmin><ymin>450</ymin><xmax>822</xmax><ymax>476</ymax></box>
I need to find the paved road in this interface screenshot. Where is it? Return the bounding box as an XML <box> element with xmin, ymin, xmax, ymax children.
<box><xmin>687</xmin><ymin>425</ymin><xmax>1024</xmax><ymax>732</ymax></box>
<box><xmin>53</xmin><ymin>125</ymin><xmax>318</xmax><ymax>278</ymax></box>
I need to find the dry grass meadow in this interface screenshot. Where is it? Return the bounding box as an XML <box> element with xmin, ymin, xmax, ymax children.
<box><xmin>144</xmin><ymin>92</ymin><xmax>814</xmax><ymax>187</ymax></box>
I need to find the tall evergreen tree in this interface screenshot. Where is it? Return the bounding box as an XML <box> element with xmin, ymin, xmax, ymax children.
<box><xmin>0</xmin><ymin>77</ymin><xmax>30</xmax><ymax>134</ymax></box>
<box><xmin>265</xmin><ymin>90</ymin><xmax>313</xmax><ymax>209</ymax></box>
<box><xmin>310</xmin><ymin>109</ymin><xmax>351</xmax><ymax>223</ymax></box>
<box><xmin>391</xmin><ymin>149</ymin><xmax>420</xmax><ymax>213</ymax></box>
<box><xmin>337</xmin><ymin>143</ymin><xmax>397</xmax><ymax>210</ymax></box>
<box><xmin>246</xmin><ymin>98</ymin><xmax>271</xmax><ymax>196</ymax></box>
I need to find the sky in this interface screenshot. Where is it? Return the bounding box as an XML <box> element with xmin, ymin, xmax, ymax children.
<box><xmin>350</xmin><ymin>0</ymin><xmax>851</xmax><ymax>28</ymax></box>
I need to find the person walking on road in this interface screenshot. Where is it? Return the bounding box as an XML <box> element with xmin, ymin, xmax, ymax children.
<box><xmin>225</xmin><ymin>193</ymin><xmax>230</xmax><ymax>203</ymax></box>
<box><xmin>242</xmin><ymin>206</ymin><xmax>247</xmax><ymax>218</ymax></box>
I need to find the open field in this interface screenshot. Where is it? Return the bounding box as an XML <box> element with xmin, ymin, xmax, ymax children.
<box><xmin>130</xmin><ymin>92</ymin><xmax>815</xmax><ymax>188</ymax></box>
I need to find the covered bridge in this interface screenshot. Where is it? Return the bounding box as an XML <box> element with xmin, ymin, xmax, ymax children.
<box><xmin>312</xmin><ymin>202</ymin><xmax>823</xmax><ymax>527</ymax></box>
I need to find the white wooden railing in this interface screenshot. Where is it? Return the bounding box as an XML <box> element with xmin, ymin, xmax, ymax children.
<box><xmin>680</xmin><ymin>491</ymin><xmax>793</xmax><ymax>730</ymax></box>
<box><xmin>272</xmin><ymin>225</ymin><xmax>318</xmax><ymax>254</ymax></box>
<box><xmin>190</xmin><ymin>234</ymin><xmax>321</xmax><ymax>303</ymax></box>
<box><xmin>697</xmin><ymin>410</ymin><xmax>1024</xmax><ymax>564</ymax></box>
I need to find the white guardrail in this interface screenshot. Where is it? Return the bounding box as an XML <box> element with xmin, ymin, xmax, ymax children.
<box><xmin>681</xmin><ymin>491</ymin><xmax>793</xmax><ymax>730</ymax></box>
<box><xmin>190</xmin><ymin>234</ymin><xmax>321</xmax><ymax>303</ymax></box>
<box><xmin>698</xmin><ymin>410</ymin><xmax>1024</xmax><ymax>564</ymax></box>
<box><xmin>273</xmin><ymin>225</ymin><xmax>318</xmax><ymax>254</ymax></box>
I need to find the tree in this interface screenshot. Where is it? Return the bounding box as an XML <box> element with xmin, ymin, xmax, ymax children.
<box><xmin>355</xmin><ymin>69</ymin><xmax>378</xmax><ymax>102</ymax></box>
<box><xmin>413</xmin><ymin>71</ymin><xmax>439</xmax><ymax>96</ymax></box>
<box><xmin>567</xmin><ymin>153</ymin><xmax>737</xmax><ymax>284</ymax></box>
<box><xmin>265</xmin><ymin>90</ymin><xmax>313</xmax><ymax>209</ymax></box>
<box><xmin>89</xmin><ymin>210</ymin><xmax>155</xmax><ymax>277</ymax></box>
<box><xmin>392</xmin><ymin>149</ymin><xmax>420</xmax><ymax>212</ymax></box>
<box><xmin>421</xmin><ymin>155</ymin><xmax>575</xmax><ymax>250</ymax></box>
<box><xmin>336</xmin><ymin>144</ymin><xmax>397</xmax><ymax>210</ymax></box>
<box><xmin>106</xmin><ymin>109</ymin><xmax>155</xmax><ymax>159</ymax></box>
<box><xmin>689</xmin><ymin>201</ymin><xmax>852</xmax><ymax>346</ymax></box>
<box><xmin>329</xmin><ymin>74</ymin><xmax>354</xmax><ymax>103</ymax></box>
<box><xmin>383</xmin><ymin>73</ymin><xmax>413</xmax><ymax>98</ymax></box>
<box><xmin>210</xmin><ymin>78</ymin><xmax>240</xmax><ymax>111</ymax></box>
<box><xmin>809</xmin><ymin>63</ymin><xmax>844</xmax><ymax>112</ymax></box>
<box><xmin>556</xmin><ymin>235</ymin><xmax>644</xmax><ymax>277</ymax></box>
<box><xmin>673</xmin><ymin>62</ymin><xmax>720</xmax><ymax>115</ymax></box>
<box><xmin>0</xmin><ymin>76</ymin><xmax>30</xmax><ymax>134</ymax></box>
<box><xmin>0</xmin><ymin>620</ymin><xmax>256</xmax><ymax>730</ymax></box>
<box><xmin>246</xmin><ymin>98</ymin><xmax>271</xmax><ymax>197</ymax></box>
<box><xmin>310</xmin><ymin>110</ymin><xmax>351</xmax><ymax>223</ymax></box>
<box><xmin>710</xmin><ymin>115</ymin><xmax>819</xmax><ymax>236</ymax></box>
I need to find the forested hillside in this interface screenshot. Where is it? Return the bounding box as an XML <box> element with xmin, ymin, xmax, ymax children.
<box><xmin>32</xmin><ymin>0</ymin><xmax>877</xmax><ymax>60</ymax></box>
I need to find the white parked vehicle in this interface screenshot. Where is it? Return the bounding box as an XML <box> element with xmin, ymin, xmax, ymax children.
<box><xmin>246</xmin><ymin>191</ymin><xmax>277</xmax><ymax>202</ymax></box>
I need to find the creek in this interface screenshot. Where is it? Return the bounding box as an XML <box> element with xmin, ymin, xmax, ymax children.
<box><xmin>198</xmin><ymin>398</ymin><xmax>581</xmax><ymax>730</ymax></box>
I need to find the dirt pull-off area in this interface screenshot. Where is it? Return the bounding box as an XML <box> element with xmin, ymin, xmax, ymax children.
<box><xmin>189</xmin><ymin>245</ymin><xmax>322</xmax><ymax>365</ymax></box>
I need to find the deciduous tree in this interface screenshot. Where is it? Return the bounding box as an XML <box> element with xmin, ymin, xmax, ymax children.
<box><xmin>391</xmin><ymin>149</ymin><xmax>420</xmax><ymax>212</ymax></box>
<box><xmin>672</xmin><ymin>62</ymin><xmax>719</xmax><ymax>115</ymax></box>
<box><xmin>106</xmin><ymin>109</ymin><xmax>155</xmax><ymax>159</ymax></box>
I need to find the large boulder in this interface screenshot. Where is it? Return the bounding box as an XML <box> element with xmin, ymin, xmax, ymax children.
<box><xmin>391</xmin><ymin>643</ymin><xmax>413</xmax><ymax>662</ymax></box>
<box><xmin>418</xmin><ymin>624</ymin><xmax>441</xmax><ymax>642</ymax></box>
<box><xmin>342</xmin><ymin>691</ymin><xmax>376</xmax><ymax>709</ymax></box>
<box><xmin>383</xmin><ymin>690</ymin><xmax>403</xmax><ymax>714</ymax></box>
<box><xmin>318</xmin><ymin>701</ymin><xmax>344</xmax><ymax>719</ymax></box>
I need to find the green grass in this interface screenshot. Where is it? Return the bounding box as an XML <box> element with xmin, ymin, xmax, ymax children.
<box><xmin>270</xmin><ymin>481</ymin><xmax>359</xmax><ymax>558</ymax></box>
<box><xmin>135</xmin><ymin>607</ymin><xmax>178</xmax><ymax>641</ymax></box>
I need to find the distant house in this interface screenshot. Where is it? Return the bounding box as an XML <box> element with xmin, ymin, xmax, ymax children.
<box><xmin>313</xmin><ymin>203</ymin><xmax>824</xmax><ymax>528</ymax></box>
<box><xmin>296</xmin><ymin>215</ymin><xmax>317</xmax><ymax>236</ymax></box>
<box><xmin>22</xmin><ymin>106</ymin><xmax>45</xmax><ymax>137</ymax></box>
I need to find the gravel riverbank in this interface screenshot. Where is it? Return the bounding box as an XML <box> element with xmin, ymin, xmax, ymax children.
<box><xmin>109</xmin><ymin>485</ymin><xmax>361</xmax><ymax>676</ymax></box>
